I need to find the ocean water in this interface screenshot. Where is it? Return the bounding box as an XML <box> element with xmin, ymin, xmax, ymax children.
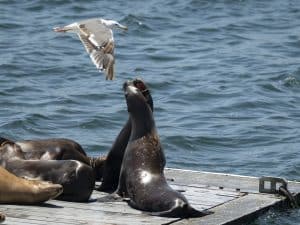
<box><xmin>1</xmin><ymin>0</ymin><xmax>300</xmax><ymax>224</ymax></box>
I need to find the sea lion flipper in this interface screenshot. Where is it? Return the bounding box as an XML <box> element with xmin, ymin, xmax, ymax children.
<box><xmin>148</xmin><ymin>205</ymin><xmax>213</xmax><ymax>218</ymax></box>
<box><xmin>97</xmin><ymin>193</ymin><xmax>123</xmax><ymax>203</ymax></box>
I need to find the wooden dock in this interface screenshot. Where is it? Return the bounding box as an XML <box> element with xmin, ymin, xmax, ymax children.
<box><xmin>1</xmin><ymin>168</ymin><xmax>300</xmax><ymax>225</ymax></box>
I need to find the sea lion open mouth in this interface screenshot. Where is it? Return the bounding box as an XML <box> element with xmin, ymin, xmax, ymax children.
<box><xmin>123</xmin><ymin>78</ymin><xmax>149</xmax><ymax>95</ymax></box>
<box><xmin>133</xmin><ymin>78</ymin><xmax>149</xmax><ymax>94</ymax></box>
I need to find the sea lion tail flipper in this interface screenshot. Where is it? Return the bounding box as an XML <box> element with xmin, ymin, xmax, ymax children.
<box><xmin>184</xmin><ymin>205</ymin><xmax>213</xmax><ymax>218</ymax></box>
<box><xmin>148</xmin><ymin>205</ymin><xmax>213</xmax><ymax>218</ymax></box>
<box><xmin>88</xmin><ymin>156</ymin><xmax>107</xmax><ymax>181</ymax></box>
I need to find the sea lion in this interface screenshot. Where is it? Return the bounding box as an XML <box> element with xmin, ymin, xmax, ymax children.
<box><xmin>0</xmin><ymin>212</ymin><xmax>4</xmax><ymax>223</ymax></box>
<box><xmin>0</xmin><ymin>141</ymin><xmax>95</xmax><ymax>202</ymax></box>
<box><xmin>0</xmin><ymin>137</ymin><xmax>106</xmax><ymax>181</ymax></box>
<box><xmin>99</xmin><ymin>78</ymin><xmax>153</xmax><ymax>192</ymax></box>
<box><xmin>0</xmin><ymin>166</ymin><xmax>62</xmax><ymax>204</ymax></box>
<box><xmin>115</xmin><ymin>81</ymin><xmax>210</xmax><ymax>218</ymax></box>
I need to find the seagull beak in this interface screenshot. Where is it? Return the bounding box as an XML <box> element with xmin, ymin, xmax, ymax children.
<box><xmin>117</xmin><ymin>24</ymin><xmax>128</xmax><ymax>31</ymax></box>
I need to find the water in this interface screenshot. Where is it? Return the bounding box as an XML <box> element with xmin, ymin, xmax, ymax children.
<box><xmin>1</xmin><ymin>0</ymin><xmax>300</xmax><ymax>223</ymax></box>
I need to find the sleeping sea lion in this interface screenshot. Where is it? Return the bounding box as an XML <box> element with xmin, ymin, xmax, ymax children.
<box><xmin>0</xmin><ymin>137</ymin><xmax>106</xmax><ymax>181</ymax></box>
<box><xmin>0</xmin><ymin>166</ymin><xmax>62</xmax><ymax>204</ymax></box>
<box><xmin>0</xmin><ymin>141</ymin><xmax>94</xmax><ymax>202</ymax></box>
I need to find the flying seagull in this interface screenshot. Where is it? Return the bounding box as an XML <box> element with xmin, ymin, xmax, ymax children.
<box><xmin>53</xmin><ymin>18</ymin><xmax>128</xmax><ymax>80</ymax></box>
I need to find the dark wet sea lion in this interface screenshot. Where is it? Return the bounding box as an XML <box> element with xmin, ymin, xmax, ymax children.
<box><xmin>0</xmin><ymin>137</ymin><xmax>106</xmax><ymax>181</ymax></box>
<box><xmin>99</xmin><ymin>78</ymin><xmax>153</xmax><ymax>192</ymax></box>
<box><xmin>116</xmin><ymin>81</ymin><xmax>210</xmax><ymax>218</ymax></box>
<box><xmin>0</xmin><ymin>166</ymin><xmax>62</xmax><ymax>204</ymax></box>
<box><xmin>0</xmin><ymin>141</ymin><xmax>95</xmax><ymax>202</ymax></box>
<box><xmin>97</xmin><ymin>119</ymin><xmax>131</xmax><ymax>192</ymax></box>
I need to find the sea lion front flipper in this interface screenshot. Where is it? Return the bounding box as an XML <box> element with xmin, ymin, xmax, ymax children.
<box><xmin>97</xmin><ymin>193</ymin><xmax>123</xmax><ymax>203</ymax></box>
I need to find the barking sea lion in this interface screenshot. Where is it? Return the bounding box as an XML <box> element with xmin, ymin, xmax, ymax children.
<box><xmin>99</xmin><ymin>78</ymin><xmax>153</xmax><ymax>192</ymax></box>
<box><xmin>115</xmin><ymin>81</ymin><xmax>210</xmax><ymax>218</ymax></box>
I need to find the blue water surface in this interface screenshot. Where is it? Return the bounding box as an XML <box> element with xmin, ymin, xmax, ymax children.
<box><xmin>1</xmin><ymin>0</ymin><xmax>300</xmax><ymax>224</ymax></box>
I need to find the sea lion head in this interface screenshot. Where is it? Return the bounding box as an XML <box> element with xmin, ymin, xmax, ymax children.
<box><xmin>123</xmin><ymin>80</ymin><xmax>151</xmax><ymax>116</ymax></box>
<box><xmin>123</xmin><ymin>79</ymin><xmax>155</xmax><ymax>139</ymax></box>
<box><xmin>132</xmin><ymin>78</ymin><xmax>153</xmax><ymax>111</ymax></box>
<box><xmin>124</xmin><ymin>78</ymin><xmax>153</xmax><ymax>111</ymax></box>
<box><xmin>0</xmin><ymin>137</ymin><xmax>14</xmax><ymax>147</ymax></box>
<box><xmin>0</xmin><ymin>140</ymin><xmax>24</xmax><ymax>160</ymax></box>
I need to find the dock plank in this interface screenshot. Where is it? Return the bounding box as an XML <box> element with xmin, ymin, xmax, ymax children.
<box><xmin>165</xmin><ymin>168</ymin><xmax>300</xmax><ymax>193</ymax></box>
<box><xmin>1</xmin><ymin>168</ymin><xmax>300</xmax><ymax>225</ymax></box>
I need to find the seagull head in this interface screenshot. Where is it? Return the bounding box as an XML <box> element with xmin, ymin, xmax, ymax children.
<box><xmin>100</xmin><ymin>19</ymin><xmax>128</xmax><ymax>31</ymax></box>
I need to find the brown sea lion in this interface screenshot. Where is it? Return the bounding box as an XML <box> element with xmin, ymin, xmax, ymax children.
<box><xmin>0</xmin><ymin>137</ymin><xmax>106</xmax><ymax>181</ymax></box>
<box><xmin>0</xmin><ymin>212</ymin><xmax>4</xmax><ymax>223</ymax></box>
<box><xmin>0</xmin><ymin>166</ymin><xmax>62</xmax><ymax>204</ymax></box>
<box><xmin>99</xmin><ymin>78</ymin><xmax>153</xmax><ymax>192</ymax></box>
<box><xmin>0</xmin><ymin>141</ymin><xmax>95</xmax><ymax>202</ymax></box>
<box><xmin>115</xmin><ymin>81</ymin><xmax>211</xmax><ymax>218</ymax></box>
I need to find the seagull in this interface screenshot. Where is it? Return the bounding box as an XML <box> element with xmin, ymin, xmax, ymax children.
<box><xmin>53</xmin><ymin>18</ymin><xmax>128</xmax><ymax>80</ymax></box>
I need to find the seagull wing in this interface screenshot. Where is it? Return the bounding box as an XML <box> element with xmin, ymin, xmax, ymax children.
<box><xmin>78</xmin><ymin>33</ymin><xmax>94</xmax><ymax>54</ymax></box>
<box><xmin>77</xmin><ymin>19</ymin><xmax>115</xmax><ymax>80</ymax></box>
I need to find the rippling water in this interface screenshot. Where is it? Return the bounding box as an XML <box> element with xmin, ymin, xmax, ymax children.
<box><xmin>1</xmin><ymin>0</ymin><xmax>300</xmax><ymax>224</ymax></box>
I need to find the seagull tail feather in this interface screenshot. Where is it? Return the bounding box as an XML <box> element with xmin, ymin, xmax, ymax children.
<box><xmin>106</xmin><ymin>64</ymin><xmax>114</xmax><ymax>80</ymax></box>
